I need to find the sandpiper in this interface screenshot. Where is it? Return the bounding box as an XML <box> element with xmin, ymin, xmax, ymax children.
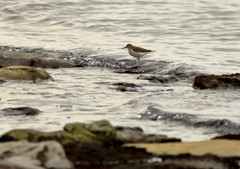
<box><xmin>122</xmin><ymin>44</ymin><xmax>154</xmax><ymax>61</ymax></box>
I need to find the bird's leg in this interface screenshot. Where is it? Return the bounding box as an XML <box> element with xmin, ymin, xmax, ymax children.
<box><xmin>137</xmin><ymin>57</ymin><xmax>140</xmax><ymax>61</ymax></box>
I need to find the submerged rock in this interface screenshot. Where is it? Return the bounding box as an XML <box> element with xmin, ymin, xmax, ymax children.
<box><xmin>193</xmin><ymin>73</ymin><xmax>240</xmax><ymax>89</ymax></box>
<box><xmin>137</xmin><ymin>75</ymin><xmax>178</xmax><ymax>83</ymax></box>
<box><xmin>0</xmin><ymin>66</ymin><xmax>52</xmax><ymax>82</ymax></box>
<box><xmin>112</xmin><ymin>82</ymin><xmax>140</xmax><ymax>92</ymax></box>
<box><xmin>0</xmin><ymin>50</ymin><xmax>76</xmax><ymax>68</ymax></box>
<box><xmin>1</xmin><ymin>107</ymin><xmax>41</xmax><ymax>116</ymax></box>
<box><xmin>0</xmin><ymin>141</ymin><xmax>72</xmax><ymax>169</ymax></box>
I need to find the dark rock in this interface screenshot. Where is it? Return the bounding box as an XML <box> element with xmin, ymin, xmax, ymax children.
<box><xmin>0</xmin><ymin>80</ymin><xmax>6</xmax><ymax>84</ymax></box>
<box><xmin>112</xmin><ymin>82</ymin><xmax>140</xmax><ymax>92</ymax></box>
<box><xmin>63</xmin><ymin>143</ymin><xmax>152</xmax><ymax>169</ymax></box>
<box><xmin>193</xmin><ymin>73</ymin><xmax>240</xmax><ymax>89</ymax></box>
<box><xmin>137</xmin><ymin>75</ymin><xmax>178</xmax><ymax>83</ymax></box>
<box><xmin>0</xmin><ymin>50</ymin><xmax>76</xmax><ymax>68</ymax></box>
<box><xmin>112</xmin><ymin>82</ymin><xmax>140</xmax><ymax>88</ymax></box>
<box><xmin>213</xmin><ymin>134</ymin><xmax>240</xmax><ymax>140</ymax></box>
<box><xmin>1</xmin><ymin>107</ymin><xmax>41</xmax><ymax>116</ymax></box>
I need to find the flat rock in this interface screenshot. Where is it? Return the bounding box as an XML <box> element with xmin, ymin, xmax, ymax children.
<box><xmin>126</xmin><ymin>139</ymin><xmax>240</xmax><ymax>157</ymax></box>
<box><xmin>193</xmin><ymin>73</ymin><xmax>240</xmax><ymax>89</ymax></box>
<box><xmin>0</xmin><ymin>50</ymin><xmax>76</xmax><ymax>68</ymax></box>
<box><xmin>0</xmin><ymin>66</ymin><xmax>52</xmax><ymax>82</ymax></box>
<box><xmin>0</xmin><ymin>141</ymin><xmax>73</xmax><ymax>169</ymax></box>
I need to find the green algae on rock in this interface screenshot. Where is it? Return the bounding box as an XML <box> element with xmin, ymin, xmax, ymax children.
<box><xmin>0</xmin><ymin>66</ymin><xmax>52</xmax><ymax>82</ymax></box>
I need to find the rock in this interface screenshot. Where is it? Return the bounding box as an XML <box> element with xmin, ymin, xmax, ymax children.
<box><xmin>193</xmin><ymin>73</ymin><xmax>240</xmax><ymax>89</ymax></box>
<box><xmin>137</xmin><ymin>75</ymin><xmax>178</xmax><ymax>83</ymax></box>
<box><xmin>112</xmin><ymin>82</ymin><xmax>140</xmax><ymax>92</ymax></box>
<box><xmin>116</xmin><ymin>127</ymin><xmax>181</xmax><ymax>143</ymax></box>
<box><xmin>0</xmin><ymin>141</ymin><xmax>73</xmax><ymax>169</ymax></box>
<box><xmin>63</xmin><ymin>143</ymin><xmax>152</xmax><ymax>169</ymax></box>
<box><xmin>64</xmin><ymin>122</ymin><xmax>96</xmax><ymax>142</ymax></box>
<box><xmin>213</xmin><ymin>134</ymin><xmax>240</xmax><ymax>140</ymax></box>
<box><xmin>116</xmin><ymin>127</ymin><xmax>145</xmax><ymax>143</ymax></box>
<box><xmin>1</xmin><ymin>107</ymin><xmax>41</xmax><ymax>116</ymax></box>
<box><xmin>0</xmin><ymin>120</ymin><xmax>122</xmax><ymax>147</ymax></box>
<box><xmin>86</xmin><ymin>120</ymin><xmax>121</xmax><ymax>146</ymax></box>
<box><xmin>0</xmin><ymin>66</ymin><xmax>52</xmax><ymax>82</ymax></box>
<box><xmin>126</xmin><ymin>139</ymin><xmax>240</xmax><ymax>156</ymax></box>
<box><xmin>0</xmin><ymin>50</ymin><xmax>76</xmax><ymax>68</ymax></box>
<box><xmin>112</xmin><ymin>83</ymin><xmax>140</xmax><ymax>88</ymax></box>
<box><xmin>0</xmin><ymin>80</ymin><xmax>5</xmax><ymax>84</ymax></box>
<box><xmin>0</xmin><ymin>129</ymin><xmax>79</xmax><ymax>145</ymax></box>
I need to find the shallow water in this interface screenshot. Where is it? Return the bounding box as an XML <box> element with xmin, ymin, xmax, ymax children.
<box><xmin>0</xmin><ymin>0</ymin><xmax>239</xmax><ymax>141</ymax></box>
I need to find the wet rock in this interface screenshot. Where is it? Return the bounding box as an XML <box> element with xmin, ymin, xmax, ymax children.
<box><xmin>213</xmin><ymin>134</ymin><xmax>240</xmax><ymax>140</ymax></box>
<box><xmin>0</xmin><ymin>66</ymin><xmax>52</xmax><ymax>82</ymax></box>
<box><xmin>112</xmin><ymin>82</ymin><xmax>140</xmax><ymax>92</ymax></box>
<box><xmin>0</xmin><ymin>141</ymin><xmax>73</xmax><ymax>169</ymax></box>
<box><xmin>116</xmin><ymin>127</ymin><xmax>181</xmax><ymax>143</ymax></box>
<box><xmin>0</xmin><ymin>129</ymin><xmax>79</xmax><ymax>145</ymax></box>
<box><xmin>1</xmin><ymin>107</ymin><xmax>41</xmax><ymax>116</ymax></box>
<box><xmin>193</xmin><ymin>73</ymin><xmax>240</xmax><ymax>89</ymax></box>
<box><xmin>0</xmin><ymin>50</ymin><xmax>76</xmax><ymax>68</ymax></box>
<box><xmin>112</xmin><ymin>82</ymin><xmax>140</xmax><ymax>88</ymax></box>
<box><xmin>0</xmin><ymin>80</ymin><xmax>5</xmax><ymax>84</ymax></box>
<box><xmin>137</xmin><ymin>75</ymin><xmax>178</xmax><ymax>83</ymax></box>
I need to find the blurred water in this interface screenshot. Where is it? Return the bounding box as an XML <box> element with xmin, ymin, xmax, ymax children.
<box><xmin>0</xmin><ymin>0</ymin><xmax>239</xmax><ymax>141</ymax></box>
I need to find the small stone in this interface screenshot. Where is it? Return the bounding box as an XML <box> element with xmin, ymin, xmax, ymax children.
<box><xmin>2</xmin><ymin>107</ymin><xmax>41</xmax><ymax>116</ymax></box>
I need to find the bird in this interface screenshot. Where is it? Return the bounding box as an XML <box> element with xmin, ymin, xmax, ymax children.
<box><xmin>122</xmin><ymin>44</ymin><xmax>154</xmax><ymax>61</ymax></box>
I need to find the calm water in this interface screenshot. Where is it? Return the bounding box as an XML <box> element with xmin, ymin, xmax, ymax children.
<box><xmin>0</xmin><ymin>0</ymin><xmax>239</xmax><ymax>141</ymax></box>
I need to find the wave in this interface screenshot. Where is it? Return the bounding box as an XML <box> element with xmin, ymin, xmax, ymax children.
<box><xmin>137</xmin><ymin>106</ymin><xmax>240</xmax><ymax>135</ymax></box>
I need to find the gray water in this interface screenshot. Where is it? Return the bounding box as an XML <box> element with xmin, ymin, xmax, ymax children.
<box><xmin>0</xmin><ymin>0</ymin><xmax>239</xmax><ymax>141</ymax></box>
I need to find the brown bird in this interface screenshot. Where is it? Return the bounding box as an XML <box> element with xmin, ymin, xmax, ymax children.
<box><xmin>122</xmin><ymin>44</ymin><xmax>154</xmax><ymax>61</ymax></box>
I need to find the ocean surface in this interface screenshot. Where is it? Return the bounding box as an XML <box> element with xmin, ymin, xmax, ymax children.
<box><xmin>0</xmin><ymin>0</ymin><xmax>239</xmax><ymax>141</ymax></box>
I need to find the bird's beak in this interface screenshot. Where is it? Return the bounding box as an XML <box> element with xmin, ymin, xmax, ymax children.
<box><xmin>122</xmin><ymin>47</ymin><xmax>126</xmax><ymax>49</ymax></box>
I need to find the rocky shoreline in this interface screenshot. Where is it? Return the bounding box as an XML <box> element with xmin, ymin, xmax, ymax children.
<box><xmin>0</xmin><ymin>48</ymin><xmax>239</xmax><ymax>168</ymax></box>
<box><xmin>0</xmin><ymin>120</ymin><xmax>239</xmax><ymax>169</ymax></box>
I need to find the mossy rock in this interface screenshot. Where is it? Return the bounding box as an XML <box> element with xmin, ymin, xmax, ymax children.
<box><xmin>0</xmin><ymin>129</ymin><xmax>90</xmax><ymax>145</ymax></box>
<box><xmin>64</xmin><ymin>122</ymin><xmax>96</xmax><ymax>142</ymax></box>
<box><xmin>85</xmin><ymin>120</ymin><xmax>121</xmax><ymax>146</ymax></box>
<box><xmin>0</xmin><ymin>66</ymin><xmax>52</xmax><ymax>82</ymax></box>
